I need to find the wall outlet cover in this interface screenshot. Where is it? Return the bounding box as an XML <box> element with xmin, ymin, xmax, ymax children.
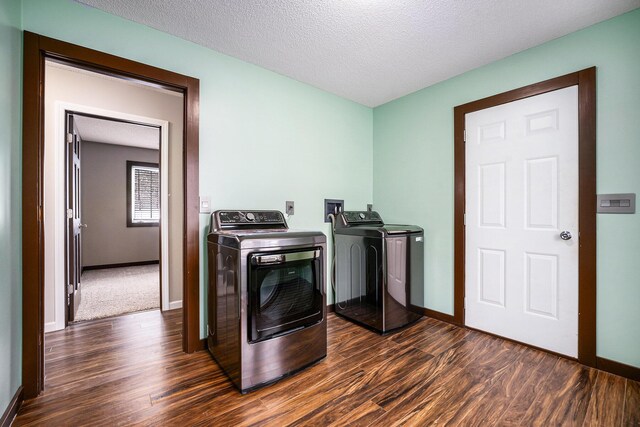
<box><xmin>286</xmin><ymin>200</ymin><xmax>295</xmax><ymax>215</ymax></box>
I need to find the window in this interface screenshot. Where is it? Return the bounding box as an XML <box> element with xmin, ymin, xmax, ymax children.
<box><xmin>127</xmin><ymin>161</ymin><xmax>160</xmax><ymax>227</ymax></box>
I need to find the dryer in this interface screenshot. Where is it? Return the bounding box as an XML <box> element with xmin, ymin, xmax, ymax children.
<box><xmin>333</xmin><ymin>211</ymin><xmax>423</xmax><ymax>333</ymax></box>
<box><xmin>207</xmin><ymin>210</ymin><xmax>327</xmax><ymax>393</ymax></box>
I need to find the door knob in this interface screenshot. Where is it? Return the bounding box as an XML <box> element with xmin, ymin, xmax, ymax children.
<box><xmin>560</xmin><ymin>231</ymin><xmax>572</xmax><ymax>240</ymax></box>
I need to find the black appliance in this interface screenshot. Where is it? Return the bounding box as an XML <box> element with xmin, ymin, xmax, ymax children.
<box><xmin>207</xmin><ymin>210</ymin><xmax>327</xmax><ymax>393</ymax></box>
<box><xmin>333</xmin><ymin>210</ymin><xmax>423</xmax><ymax>333</ymax></box>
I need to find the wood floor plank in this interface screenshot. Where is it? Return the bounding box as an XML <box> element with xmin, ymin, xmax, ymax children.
<box><xmin>583</xmin><ymin>371</ymin><xmax>627</xmax><ymax>426</ymax></box>
<box><xmin>624</xmin><ymin>379</ymin><xmax>640</xmax><ymax>426</ymax></box>
<box><xmin>328</xmin><ymin>400</ymin><xmax>386</xmax><ymax>427</ymax></box>
<box><xmin>494</xmin><ymin>351</ymin><xmax>559</xmax><ymax>426</ymax></box>
<box><xmin>13</xmin><ymin>309</ymin><xmax>635</xmax><ymax>426</ymax></box>
<box><xmin>518</xmin><ymin>357</ymin><xmax>598</xmax><ymax>426</ymax></box>
<box><xmin>281</xmin><ymin>347</ymin><xmax>434</xmax><ymax>426</ymax></box>
<box><xmin>371</xmin><ymin>332</ymin><xmax>495</xmax><ymax>414</ymax></box>
<box><xmin>449</xmin><ymin>345</ymin><xmax>555</xmax><ymax>426</ymax></box>
<box><xmin>382</xmin><ymin>338</ymin><xmax>528</xmax><ymax>426</ymax></box>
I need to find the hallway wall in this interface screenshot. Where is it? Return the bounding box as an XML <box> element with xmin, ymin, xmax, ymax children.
<box><xmin>0</xmin><ymin>0</ymin><xmax>22</xmax><ymax>415</ymax></box>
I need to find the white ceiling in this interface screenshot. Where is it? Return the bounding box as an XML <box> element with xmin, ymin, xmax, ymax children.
<box><xmin>76</xmin><ymin>0</ymin><xmax>639</xmax><ymax>107</ymax></box>
<box><xmin>74</xmin><ymin>114</ymin><xmax>160</xmax><ymax>150</ymax></box>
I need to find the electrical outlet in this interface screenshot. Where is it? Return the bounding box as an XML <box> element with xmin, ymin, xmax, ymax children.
<box><xmin>324</xmin><ymin>199</ymin><xmax>344</xmax><ymax>222</ymax></box>
<box><xmin>367</xmin><ymin>204</ymin><xmax>373</xmax><ymax>212</ymax></box>
<box><xmin>286</xmin><ymin>201</ymin><xmax>295</xmax><ymax>215</ymax></box>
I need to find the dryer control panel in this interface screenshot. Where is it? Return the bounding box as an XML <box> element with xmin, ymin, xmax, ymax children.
<box><xmin>211</xmin><ymin>210</ymin><xmax>287</xmax><ymax>231</ymax></box>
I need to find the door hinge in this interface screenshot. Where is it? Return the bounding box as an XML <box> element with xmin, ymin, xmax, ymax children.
<box><xmin>463</xmin><ymin>213</ymin><xmax>466</xmax><ymax>226</ymax></box>
<box><xmin>67</xmin><ymin>284</ymin><xmax>74</xmax><ymax>294</ymax></box>
<box><xmin>67</xmin><ymin>133</ymin><xmax>73</xmax><ymax>144</ymax></box>
<box><xmin>67</xmin><ymin>209</ymin><xmax>73</xmax><ymax>219</ymax></box>
<box><xmin>463</xmin><ymin>129</ymin><xmax>466</xmax><ymax>142</ymax></box>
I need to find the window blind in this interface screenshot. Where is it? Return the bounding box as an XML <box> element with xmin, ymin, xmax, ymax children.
<box><xmin>132</xmin><ymin>165</ymin><xmax>159</xmax><ymax>223</ymax></box>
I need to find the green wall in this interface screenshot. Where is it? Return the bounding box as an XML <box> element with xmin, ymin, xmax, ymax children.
<box><xmin>373</xmin><ymin>9</ymin><xmax>640</xmax><ymax>367</ymax></box>
<box><xmin>20</xmin><ymin>0</ymin><xmax>373</xmax><ymax>338</ymax></box>
<box><xmin>3</xmin><ymin>4</ymin><xmax>638</xmax><ymax>412</ymax></box>
<box><xmin>0</xmin><ymin>0</ymin><xmax>22</xmax><ymax>413</ymax></box>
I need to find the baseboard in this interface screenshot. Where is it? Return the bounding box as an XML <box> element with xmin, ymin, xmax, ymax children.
<box><xmin>597</xmin><ymin>357</ymin><xmax>640</xmax><ymax>381</ymax></box>
<box><xmin>407</xmin><ymin>304</ymin><xmax>458</xmax><ymax>325</ymax></box>
<box><xmin>44</xmin><ymin>321</ymin><xmax>59</xmax><ymax>333</ymax></box>
<box><xmin>168</xmin><ymin>300</ymin><xmax>182</xmax><ymax>310</ymax></box>
<box><xmin>423</xmin><ymin>308</ymin><xmax>458</xmax><ymax>325</ymax></box>
<box><xmin>83</xmin><ymin>260</ymin><xmax>159</xmax><ymax>271</ymax></box>
<box><xmin>1</xmin><ymin>386</ymin><xmax>23</xmax><ymax>427</ymax></box>
<box><xmin>199</xmin><ymin>338</ymin><xmax>208</xmax><ymax>351</ymax></box>
<box><xmin>327</xmin><ymin>303</ymin><xmax>335</xmax><ymax>313</ymax></box>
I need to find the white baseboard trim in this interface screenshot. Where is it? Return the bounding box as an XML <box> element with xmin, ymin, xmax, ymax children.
<box><xmin>45</xmin><ymin>321</ymin><xmax>61</xmax><ymax>333</ymax></box>
<box><xmin>168</xmin><ymin>300</ymin><xmax>182</xmax><ymax>310</ymax></box>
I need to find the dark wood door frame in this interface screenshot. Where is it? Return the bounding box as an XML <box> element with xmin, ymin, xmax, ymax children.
<box><xmin>453</xmin><ymin>68</ymin><xmax>597</xmax><ymax>367</ymax></box>
<box><xmin>22</xmin><ymin>31</ymin><xmax>201</xmax><ymax>398</ymax></box>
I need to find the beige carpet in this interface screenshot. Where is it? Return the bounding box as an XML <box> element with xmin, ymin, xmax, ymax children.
<box><xmin>75</xmin><ymin>264</ymin><xmax>160</xmax><ymax>322</ymax></box>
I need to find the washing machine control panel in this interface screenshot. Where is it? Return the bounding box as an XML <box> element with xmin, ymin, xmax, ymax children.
<box><xmin>216</xmin><ymin>210</ymin><xmax>286</xmax><ymax>228</ymax></box>
<box><xmin>341</xmin><ymin>211</ymin><xmax>383</xmax><ymax>225</ymax></box>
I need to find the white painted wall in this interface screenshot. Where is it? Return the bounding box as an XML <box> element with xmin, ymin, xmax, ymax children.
<box><xmin>44</xmin><ymin>62</ymin><xmax>185</xmax><ymax>329</ymax></box>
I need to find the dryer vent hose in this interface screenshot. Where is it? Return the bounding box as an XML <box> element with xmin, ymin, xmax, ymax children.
<box><xmin>328</xmin><ymin>209</ymin><xmax>346</xmax><ymax>310</ymax></box>
<box><xmin>328</xmin><ymin>213</ymin><xmax>337</xmax><ymax>295</ymax></box>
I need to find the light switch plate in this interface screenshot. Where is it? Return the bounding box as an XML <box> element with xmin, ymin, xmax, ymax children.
<box><xmin>199</xmin><ymin>196</ymin><xmax>211</xmax><ymax>214</ymax></box>
<box><xmin>597</xmin><ymin>193</ymin><xmax>635</xmax><ymax>214</ymax></box>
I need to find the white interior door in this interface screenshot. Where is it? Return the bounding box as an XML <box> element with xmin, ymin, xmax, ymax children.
<box><xmin>465</xmin><ymin>86</ymin><xmax>579</xmax><ymax>357</ymax></box>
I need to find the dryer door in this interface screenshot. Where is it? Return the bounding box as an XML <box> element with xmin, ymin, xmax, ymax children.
<box><xmin>248</xmin><ymin>249</ymin><xmax>324</xmax><ymax>342</ymax></box>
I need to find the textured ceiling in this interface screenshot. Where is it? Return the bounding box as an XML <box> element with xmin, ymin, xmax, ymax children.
<box><xmin>76</xmin><ymin>0</ymin><xmax>639</xmax><ymax>107</ymax></box>
<box><xmin>74</xmin><ymin>115</ymin><xmax>160</xmax><ymax>150</ymax></box>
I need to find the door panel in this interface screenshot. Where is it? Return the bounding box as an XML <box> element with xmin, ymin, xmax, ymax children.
<box><xmin>66</xmin><ymin>113</ymin><xmax>82</xmax><ymax>322</ymax></box>
<box><xmin>465</xmin><ymin>86</ymin><xmax>579</xmax><ymax>357</ymax></box>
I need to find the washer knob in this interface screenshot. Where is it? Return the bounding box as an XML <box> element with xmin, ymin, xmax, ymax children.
<box><xmin>246</xmin><ymin>212</ymin><xmax>255</xmax><ymax>221</ymax></box>
<box><xmin>359</xmin><ymin>212</ymin><xmax>366</xmax><ymax>219</ymax></box>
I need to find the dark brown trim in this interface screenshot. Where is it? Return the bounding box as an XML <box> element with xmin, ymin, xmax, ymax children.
<box><xmin>83</xmin><ymin>260</ymin><xmax>159</xmax><ymax>271</ymax></box>
<box><xmin>22</xmin><ymin>31</ymin><xmax>45</xmax><ymax>400</ymax></box>
<box><xmin>423</xmin><ymin>308</ymin><xmax>458</xmax><ymax>325</ymax></box>
<box><xmin>126</xmin><ymin>160</ymin><xmax>160</xmax><ymax>228</ymax></box>
<box><xmin>453</xmin><ymin>68</ymin><xmax>597</xmax><ymax>367</ymax></box>
<box><xmin>22</xmin><ymin>31</ymin><xmax>201</xmax><ymax>399</ymax></box>
<box><xmin>596</xmin><ymin>357</ymin><xmax>640</xmax><ymax>382</ymax></box>
<box><xmin>576</xmin><ymin>68</ymin><xmax>597</xmax><ymax>367</ymax></box>
<box><xmin>327</xmin><ymin>303</ymin><xmax>335</xmax><ymax>313</ymax></box>
<box><xmin>0</xmin><ymin>386</ymin><xmax>23</xmax><ymax>427</ymax></box>
<box><xmin>409</xmin><ymin>304</ymin><xmax>459</xmax><ymax>325</ymax></box>
<box><xmin>199</xmin><ymin>338</ymin><xmax>208</xmax><ymax>351</ymax></box>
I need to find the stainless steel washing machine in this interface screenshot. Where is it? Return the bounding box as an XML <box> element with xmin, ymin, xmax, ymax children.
<box><xmin>333</xmin><ymin>210</ymin><xmax>423</xmax><ymax>333</ymax></box>
<box><xmin>207</xmin><ymin>210</ymin><xmax>327</xmax><ymax>393</ymax></box>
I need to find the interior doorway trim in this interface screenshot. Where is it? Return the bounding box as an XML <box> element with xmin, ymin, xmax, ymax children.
<box><xmin>45</xmin><ymin>103</ymin><xmax>171</xmax><ymax>332</ymax></box>
<box><xmin>453</xmin><ymin>68</ymin><xmax>596</xmax><ymax>367</ymax></box>
<box><xmin>22</xmin><ymin>31</ymin><xmax>201</xmax><ymax>398</ymax></box>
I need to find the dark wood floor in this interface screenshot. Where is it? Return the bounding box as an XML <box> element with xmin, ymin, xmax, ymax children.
<box><xmin>14</xmin><ymin>309</ymin><xmax>640</xmax><ymax>426</ymax></box>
